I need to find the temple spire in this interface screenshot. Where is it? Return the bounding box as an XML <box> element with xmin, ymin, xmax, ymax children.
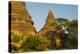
<box><xmin>39</xmin><ymin>9</ymin><xmax>56</xmax><ymax>36</ymax></box>
<box><xmin>9</xmin><ymin>1</ymin><xmax>36</xmax><ymax>36</ymax></box>
<box><xmin>46</xmin><ymin>9</ymin><xmax>55</xmax><ymax>24</ymax></box>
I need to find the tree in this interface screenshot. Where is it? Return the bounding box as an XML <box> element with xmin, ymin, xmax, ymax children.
<box><xmin>56</xmin><ymin>18</ymin><xmax>78</xmax><ymax>49</ymax></box>
<box><xmin>56</xmin><ymin>18</ymin><xmax>69</xmax><ymax>29</ymax></box>
<box><xmin>66</xmin><ymin>20</ymin><xmax>78</xmax><ymax>49</ymax></box>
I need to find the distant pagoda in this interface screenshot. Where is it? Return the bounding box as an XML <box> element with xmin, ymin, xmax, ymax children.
<box><xmin>39</xmin><ymin>9</ymin><xmax>57</xmax><ymax>36</ymax></box>
<box><xmin>9</xmin><ymin>1</ymin><xmax>36</xmax><ymax>36</ymax></box>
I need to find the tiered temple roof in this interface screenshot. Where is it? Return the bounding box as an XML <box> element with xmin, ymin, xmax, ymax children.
<box><xmin>9</xmin><ymin>1</ymin><xmax>36</xmax><ymax>36</ymax></box>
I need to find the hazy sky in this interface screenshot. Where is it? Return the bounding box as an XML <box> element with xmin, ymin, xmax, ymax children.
<box><xmin>25</xmin><ymin>2</ymin><xmax>78</xmax><ymax>31</ymax></box>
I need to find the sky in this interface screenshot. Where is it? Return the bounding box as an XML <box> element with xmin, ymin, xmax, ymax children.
<box><xmin>25</xmin><ymin>2</ymin><xmax>78</xmax><ymax>32</ymax></box>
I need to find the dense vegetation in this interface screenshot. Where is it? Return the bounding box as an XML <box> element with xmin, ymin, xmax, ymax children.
<box><xmin>10</xmin><ymin>18</ymin><xmax>78</xmax><ymax>53</ymax></box>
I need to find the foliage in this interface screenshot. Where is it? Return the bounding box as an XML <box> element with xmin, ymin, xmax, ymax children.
<box><xmin>20</xmin><ymin>35</ymin><xmax>51</xmax><ymax>51</ymax></box>
<box><xmin>10</xmin><ymin>18</ymin><xmax>78</xmax><ymax>52</ymax></box>
<box><xmin>56</xmin><ymin>18</ymin><xmax>69</xmax><ymax>23</ymax></box>
<box><xmin>66</xmin><ymin>20</ymin><xmax>78</xmax><ymax>49</ymax></box>
<box><xmin>47</xmin><ymin>18</ymin><xmax>78</xmax><ymax>49</ymax></box>
<box><xmin>11</xmin><ymin>32</ymin><xmax>24</xmax><ymax>43</ymax></box>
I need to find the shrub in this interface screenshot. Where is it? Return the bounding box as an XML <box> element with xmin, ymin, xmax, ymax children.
<box><xmin>21</xmin><ymin>35</ymin><xmax>51</xmax><ymax>51</ymax></box>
